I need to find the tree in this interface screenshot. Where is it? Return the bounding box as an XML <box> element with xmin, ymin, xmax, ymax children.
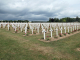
<box><xmin>76</xmin><ymin>16</ymin><xmax>79</xmax><ymax>22</ymax></box>
<box><xmin>24</xmin><ymin>20</ymin><xmax>29</xmax><ymax>23</ymax></box>
<box><xmin>49</xmin><ymin>18</ymin><xmax>55</xmax><ymax>22</ymax></box>
<box><xmin>66</xmin><ymin>17</ymin><xmax>71</xmax><ymax>22</ymax></box>
<box><xmin>54</xmin><ymin>18</ymin><xmax>59</xmax><ymax>22</ymax></box>
<box><xmin>59</xmin><ymin>19</ymin><xmax>62</xmax><ymax>22</ymax></box>
<box><xmin>63</xmin><ymin>19</ymin><xmax>66</xmax><ymax>22</ymax></box>
<box><xmin>9</xmin><ymin>20</ymin><xmax>13</xmax><ymax>22</ymax></box>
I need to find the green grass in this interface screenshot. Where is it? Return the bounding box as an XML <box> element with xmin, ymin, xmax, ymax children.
<box><xmin>0</xmin><ymin>27</ymin><xmax>80</xmax><ymax>60</ymax></box>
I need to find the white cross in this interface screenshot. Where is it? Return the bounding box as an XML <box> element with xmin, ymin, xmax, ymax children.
<box><xmin>75</xmin><ymin>25</ymin><xmax>76</xmax><ymax>30</ymax></box>
<box><xmin>77</xmin><ymin>26</ymin><xmax>78</xmax><ymax>30</ymax></box>
<box><xmin>64</xmin><ymin>27</ymin><xmax>66</xmax><ymax>33</ymax></box>
<box><xmin>47</xmin><ymin>27</ymin><xmax>49</xmax><ymax>32</ymax></box>
<box><xmin>31</xmin><ymin>28</ymin><xmax>34</xmax><ymax>34</ymax></box>
<box><xmin>42</xmin><ymin>29</ymin><xmax>46</xmax><ymax>40</ymax></box>
<box><xmin>0</xmin><ymin>24</ymin><xmax>1</xmax><ymax>28</ymax></box>
<box><xmin>37</xmin><ymin>27</ymin><xmax>39</xmax><ymax>33</ymax></box>
<box><xmin>15</xmin><ymin>27</ymin><xmax>17</xmax><ymax>31</ymax></box>
<box><xmin>7</xmin><ymin>24</ymin><xmax>10</xmax><ymax>30</ymax></box>
<box><xmin>25</xmin><ymin>27</ymin><xmax>27</xmax><ymax>35</ymax></box>
<box><xmin>54</xmin><ymin>26</ymin><xmax>55</xmax><ymax>31</ymax></box>
<box><xmin>49</xmin><ymin>28</ymin><xmax>53</xmax><ymax>37</ymax></box>
<box><xmin>3</xmin><ymin>24</ymin><xmax>6</xmax><ymax>28</ymax></box>
<box><xmin>60</xmin><ymin>27</ymin><xmax>62</xmax><ymax>34</ymax></box>
<box><xmin>56</xmin><ymin>28</ymin><xmax>58</xmax><ymax>36</ymax></box>
<box><xmin>21</xmin><ymin>28</ymin><xmax>22</xmax><ymax>32</ymax></box>
<box><xmin>42</xmin><ymin>26</ymin><xmax>44</xmax><ymax>30</ymax></box>
<box><xmin>73</xmin><ymin>26</ymin><xmax>74</xmax><ymax>31</ymax></box>
<box><xmin>68</xmin><ymin>27</ymin><xmax>69</xmax><ymax>33</ymax></box>
<box><xmin>70</xmin><ymin>27</ymin><xmax>72</xmax><ymax>32</ymax></box>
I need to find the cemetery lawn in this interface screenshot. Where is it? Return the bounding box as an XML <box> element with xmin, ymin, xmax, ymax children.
<box><xmin>0</xmin><ymin>28</ymin><xmax>80</xmax><ymax>60</ymax></box>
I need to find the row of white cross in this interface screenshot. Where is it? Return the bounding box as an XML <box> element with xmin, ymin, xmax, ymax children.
<box><xmin>42</xmin><ymin>25</ymin><xmax>79</xmax><ymax>40</ymax></box>
<box><xmin>0</xmin><ymin>22</ymin><xmax>80</xmax><ymax>40</ymax></box>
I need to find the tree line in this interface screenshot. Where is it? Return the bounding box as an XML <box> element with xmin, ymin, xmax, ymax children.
<box><xmin>0</xmin><ymin>16</ymin><xmax>80</xmax><ymax>23</ymax></box>
<box><xmin>48</xmin><ymin>16</ymin><xmax>80</xmax><ymax>22</ymax></box>
<box><xmin>0</xmin><ymin>20</ymin><xmax>29</xmax><ymax>23</ymax></box>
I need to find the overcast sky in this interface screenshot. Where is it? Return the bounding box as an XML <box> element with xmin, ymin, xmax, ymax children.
<box><xmin>0</xmin><ymin>0</ymin><xmax>80</xmax><ymax>21</ymax></box>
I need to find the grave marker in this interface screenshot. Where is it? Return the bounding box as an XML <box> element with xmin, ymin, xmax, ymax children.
<box><xmin>60</xmin><ymin>27</ymin><xmax>62</xmax><ymax>34</ymax></box>
<box><xmin>73</xmin><ymin>26</ymin><xmax>74</xmax><ymax>31</ymax></box>
<box><xmin>50</xmin><ymin>28</ymin><xmax>53</xmax><ymax>37</ymax></box>
<box><xmin>7</xmin><ymin>24</ymin><xmax>10</xmax><ymax>30</ymax></box>
<box><xmin>25</xmin><ymin>27</ymin><xmax>27</xmax><ymax>35</ymax></box>
<box><xmin>68</xmin><ymin>27</ymin><xmax>69</xmax><ymax>33</ymax></box>
<box><xmin>75</xmin><ymin>25</ymin><xmax>76</xmax><ymax>30</ymax></box>
<box><xmin>56</xmin><ymin>28</ymin><xmax>58</xmax><ymax>36</ymax></box>
<box><xmin>42</xmin><ymin>29</ymin><xmax>46</xmax><ymax>40</ymax></box>
<box><xmin>77</xmin><ymin>26</ymin><xmax>78</xmax><ymax>30</ymax></box>
<box><xmin>64</xmin><ymin>27</ymin><xmax>66</xmax><ymax>33</ymax></box>
<box><xmin>70</xmin><ymin>27</ymin><xmax>72</xmax><ymax>32</ymax></box>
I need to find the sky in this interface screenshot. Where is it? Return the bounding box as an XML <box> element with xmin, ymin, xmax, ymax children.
<box><xmin>0</xmin><ymin>0</ymin><xmax>80</xmax><ymax>21</ymax></box>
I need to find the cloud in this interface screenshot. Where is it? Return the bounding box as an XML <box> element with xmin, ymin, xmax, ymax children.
<box><xmin>0</xmin><ymin>0</ymin><xmax>80</xmax><ymax>21</ymax></box>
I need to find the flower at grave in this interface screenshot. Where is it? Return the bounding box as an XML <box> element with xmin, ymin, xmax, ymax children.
<box><xmin>72</xmin><ymin>31</ymin><xmax>74</xmax><ymax>33</ymax></box>
<box><xmin>59</xmin><ymin>33</ymin><xmax>62</xmax><ymax>37</ymax></box>
<box><xmin>59</xmin><ymin>33</ymin><xmax>62</xmax><ymax>35</ymax></box>
<box><xmin>64</xmin><ymin>33</ymin><xmax>67</xmax><ymax>36</ymax></box>
<box><xmin>33</xmin><ymin>31</ymin><xmax>36</xmax><ymax>34</ymax></box>
<box><xmin>47</xmin><ymin>36</ymin><xmax>49</xmax><ymax>37</ymax></box>
<box><xmin>25</xmin><ymin>33</ymin><xmax>26</xmax><ymax>34</ymax></box>
<box><xmin>16</xmin><ymin>30</ymin><xmax>18</xmax><ymax>32</ymax></box>
<box><xmin>74</xmin><ymin>30</ymin><xmax>76</xmax><ymax>32</ymax></box>
<box><xmin>15</xmin><ymin>30</ymin><xmax>18</xmax><ymax>33</ymax></box>
<box><xmin>46</xmin><ymin>36</ymin><xmax>50</xmax><ymax>41</ymax></box>
<box><xmin>76</xmin><ymin>29</ymin><xmax>77</xmax><ymax>31</ymax></box>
